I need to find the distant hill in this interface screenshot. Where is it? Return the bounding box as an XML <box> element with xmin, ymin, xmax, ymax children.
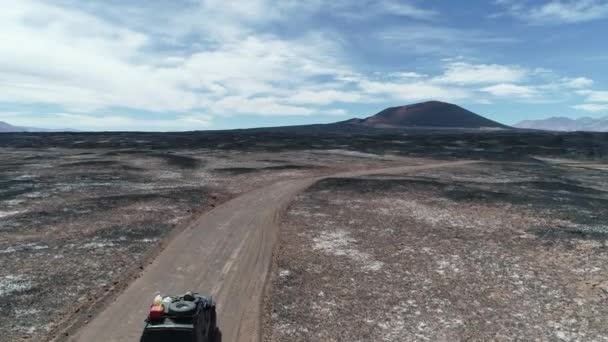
<box><xmin>341</xmin><ymin>101</ymin><xmax>510</xmax><ymax>129</ymax></box>
<box><xmin>0</xmin><ymin>121</ymin><xmax>78</xmax><ymax>133</ymax></box>
<box><xmin>0</xmin><ymin>121</ymin><xmax>27</xmax><ymax>133</ymax></box>
<box><xmin>515</xmin><ymin>116</ymin><xmax>608</xmax><ymax>132</ymax></box>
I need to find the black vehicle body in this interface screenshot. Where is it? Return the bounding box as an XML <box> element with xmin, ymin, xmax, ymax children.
<box><xmin>140</xmin><ymin>293</ymin><xmax>217</xmax><ymax>342</ymax></box>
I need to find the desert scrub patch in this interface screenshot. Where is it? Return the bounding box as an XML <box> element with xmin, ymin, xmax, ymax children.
<box><xmin>59</xmin><ymin>160</ymin><xmax>120</xmax><ymax>167</ymax></box>
<box><xmin>308</xmin><ymin>177</ymin><xmax>446</xmax><ymax>194</ymax></box>
<box><xmin>264</xmin><ymin>164</ymin><xmax>318</xmax><ymax>171</ymax></box>
<box><xmin>148</xmin><ymin>152</ymin><xmax>202</xmax><ymax>169</ymax></box>
<box><xmin>93</xmin><ymin>221</ymin><xmax>174</xmax><ymax>241</ymax></box>
<box><xmin>0</xmin><ymin>179</ymin><xmax>38</xmax><ymax>201</ymax></box>
<box><xmin>59</xmin><ymin>160</ymin><xmax>143</xmax><ymax>171</ymax></box>
<box><xmin>531</xmin><ymin>225</ymin><xmax>608</xmax><ymax>242</ymax></box>
<box><xmin>213</xmin><ymin>167</ymin><xmax>259</xmax><ymax>174</ymax></box>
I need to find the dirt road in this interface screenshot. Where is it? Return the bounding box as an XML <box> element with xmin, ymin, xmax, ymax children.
<box><xmin>70</xmin><ymin>160</ymin><xmax>476</xmax><ymax>342</ymax></box>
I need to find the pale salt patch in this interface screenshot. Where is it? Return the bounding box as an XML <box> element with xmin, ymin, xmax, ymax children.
<box><xmin>0</xmin><ymin>243</ymin><xmax>48</xmax><ymax>254</ymax></box>
<box><xmin>328</xmin><ymin>198</ymin><xmax>368</xmax><ymax>206</ymax></box>
<box><xmin>4</xmin><ymin>199</ymin><xmax>25</xmax><ymax>206</ymax></box>
<box><xmin>275</xmin><ymin>323</ymin><xmax>297</xmax><ymax>336</ymax></box>
<box><xmin>312</xmin><ymin>229</ymin><xmax>384</xmax><ymax>271</ymax></box>
<box><xmin>289</xmin><ymin>210</ymin><xmax>337</xmax><ymax>224</ymax></box>
<box><xmin>314</xmin><ymin>149</ymin><xmax>391</xmax><ymax>160</ymax></box>
<box><xmin>23</xmin><ymin>191</ymin><xmax>49</xmax><ymax>199</ymax></box>
<box><xmin>80</xmin><ymin>240</ymin><xmax>115</xmax><ymax>249</ymax></box>
<box><xmin>373</xmin><ymin>198</ymin><xmax>513</xmax><ymax>231</ymax></box>
<box><xmin>378</xmin><ymin>302</ymin><xmax>410</xmax><ymax>341</ymax></box>
<box><xmin>312</xmin><ymin>300</ymin><xmax>337</xmax><ymax>316</ymax></box>
<box><xmin>168</xmin><ymin>215</ymin><xmax>189</xmax><ymax>224</ymax></box>
<box><xmin>16</xmin><ymin>326</ymin><xmax>36</xmax><ymax>335</ymax></box>
<box><xmin>157</xmin><ymin>171</ymin><xmax>182</xmax><ymax>179</ymax></box>
<box><xmin>0</xmin><ymin>275</ymin><xmax>33</xmax><ymax>297</ymax></box>
<box><xmin>15</xmin><ymin>308</ymin><xmax>40</xmax><ymax>318</ymax></box>
<box><xmin>435</xmin><ymin>256</ymin><xmax>463</xmax><ymax>275</ymax></box>
<box><xmin>0</xmin><ymin>210</ymin><xmax>21</xmax><ymax>218</ymax></box>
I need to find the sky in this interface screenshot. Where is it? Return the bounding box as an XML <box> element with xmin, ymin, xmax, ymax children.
<box><xmin>1</xmin><ymin>0</ymin><xmax>608</xmax><ymax>131</ymax></box>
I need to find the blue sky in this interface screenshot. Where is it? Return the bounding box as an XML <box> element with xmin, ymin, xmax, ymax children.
<box><xmin>1</xmin><ymin>0</ymin><xmax>608</xmax><ymax>131</ymax></box>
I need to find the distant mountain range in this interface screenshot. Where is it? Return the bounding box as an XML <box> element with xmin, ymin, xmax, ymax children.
<box><xmin>0</xmin><ymin>121</ymin><xmax>78</xmax><ymax>133</ymax></box>
<box><xmin>515</xmin><ymin>116</ymin><xmax>608</xmax><ymax>132</ymax></box>
<box><xmin>2</xmin><ymin>101</ymin><xmax>514</xmax><ymax>133</ymax></box>
<box><xmin>341</xmin><ymin>101</ymin><xmax>510</xmax><ymax>129</ymax></box>
<box><xmin>5</xmin><ymin>104</ymin><xmax>608</xmax><ymax>133</ymax></box>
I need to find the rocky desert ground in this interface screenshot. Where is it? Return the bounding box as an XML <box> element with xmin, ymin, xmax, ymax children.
<box><xmin>266</xmin><ymin>159</ymin><xmax>608</xmax><ymax>341</ymax></box>
<box><xmin>1</xmin><ymin>130</ymin><xmax>607</xmax><ymax>341</ymax></box>
<box><xmin>0</xmin><ymin>140</ymin><xmax>412</xmax><ymax>341</ymax></box>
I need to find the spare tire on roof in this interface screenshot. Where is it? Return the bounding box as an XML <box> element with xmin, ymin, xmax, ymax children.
<box><xmin>169</xmin><ymin>300</ymin><xmax>197</xmax><ymax>316</ymax></box>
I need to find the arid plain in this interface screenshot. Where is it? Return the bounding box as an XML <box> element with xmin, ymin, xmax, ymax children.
<box><xmin>1</xmin><ymin>130</ymin><xmax>607</xmax><ymax>341</ymax></box>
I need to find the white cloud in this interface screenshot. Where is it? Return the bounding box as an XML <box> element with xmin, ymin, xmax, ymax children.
<box><xmin>480</xmin><ymin>83</ymin><xmax>537</xmax><ymax>97</ymax></box>
<box><xmin>497</xmin><ymin>0</ymin><xmax>608</xmax><ymax>24</ymax></box>
<box><xmin>0</xmin><ymin>1</ymin><xmax>196</xmax><ymax>112</ymax></box>
<box><xmin>211</xmin><ymin>96</ymin><xmax>315</xmax><ymax>116</ymax></box>
<box><xmin>325</xmin><ymin>109</ymin><xmax>348</xmax><ymax>116</ymax></box>
<box><xmin>330</xmin><ymin>0</ymin><xmax>437</xmax><ymax>21</ymax></box>
<box><xmin>437</xmin><ymin>62</ymin><xmax>528</xmax><ymax>84</ymax></box>
<box><xmin>0</xmin><ymin>0</ymin><xmax>352</xmax><ymax>119</ymax></box>
<box><xmin>359</xmin><ymin>80</ymin><xmax>471</xmax><ymax>102</ymax></box>
<box><xmin>285</xmin><ymin>90</ymin><xmax>369</xmax><ymax>105</ymax></box>
<box><xmin>182</xmin><ymin>34</ymin><xmax>347</xmax><ymax>90</ymax></box>
<box><xmin>572</xmin><ymin>103</ymin><xmax>608</xmax><ymax>112</ymax></box>
<box><xmin>588</xmin><ymin>91</ymin><xmax>608</xmax><ymax>102</ymax></box>
<box><xmin>389</xmin><ymin>72</ymin><xmax>427</xmax><ymax>79</ymax></box>
<box><xmin>1</xmin><ymin>112</ymin><xmax>213</xmax><ymax>131</ymax></box>
<box><xmin>380</xmin><ymin>0</ymin><xmax>438</xmax><ymax>20</ymax></box>
<box><xmin>169</xmin><ymin>0</ymin><xmax>327</xmax><ymax>41</ymax></box>
<box><xmin>529</xmin><ymin>0</ymin><xmax>608</xmax><ymax>23</ymax></box>
<box><xmin>377</xmin><ymin>25</ymin><xmax>517</xmax><ymax>55</ymax></box>
<box><xmin>577</xmin><ymin>90</ymin><xmax>608</xmax><ymax>102</ymax></box>
<box><xmin>562</xmin><ymin>77</ymin><xmax>594</xmax><ymax>88</ymax></box>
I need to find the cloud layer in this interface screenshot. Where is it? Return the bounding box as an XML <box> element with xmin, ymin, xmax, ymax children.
<box><xmin>496</xmin><ymin>0</ymin><xmax>608</xmax><ymax>24</ymax></box>
<box><xmin>0</xmin><ymin>0</ymin><xmax>606</xmax><ymax>130</ymax></box>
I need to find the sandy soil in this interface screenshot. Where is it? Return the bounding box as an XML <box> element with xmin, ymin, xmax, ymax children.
<box><xmin>266</xmin><ymin>160</ymin><xmax>608</xmax><ymax>341</ymax></box>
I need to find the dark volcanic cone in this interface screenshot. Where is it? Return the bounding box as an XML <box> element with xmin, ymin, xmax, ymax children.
<box><xmin>343</xmin><ymin>101</ymin><xmax>510</xmax><ymax>129</ymax></box>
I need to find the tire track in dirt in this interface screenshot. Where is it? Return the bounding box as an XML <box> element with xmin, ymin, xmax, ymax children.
<box><xmin>70</xmin><ymin>160</ymin><xmax>477</xmax><ymax>342</ymax></box>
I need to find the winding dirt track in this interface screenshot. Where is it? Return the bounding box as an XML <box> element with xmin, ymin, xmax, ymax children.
<box><xmin>71</xmin><ymin>160</ymin><xmax>476</xmax><ymax>342</ymax></box>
